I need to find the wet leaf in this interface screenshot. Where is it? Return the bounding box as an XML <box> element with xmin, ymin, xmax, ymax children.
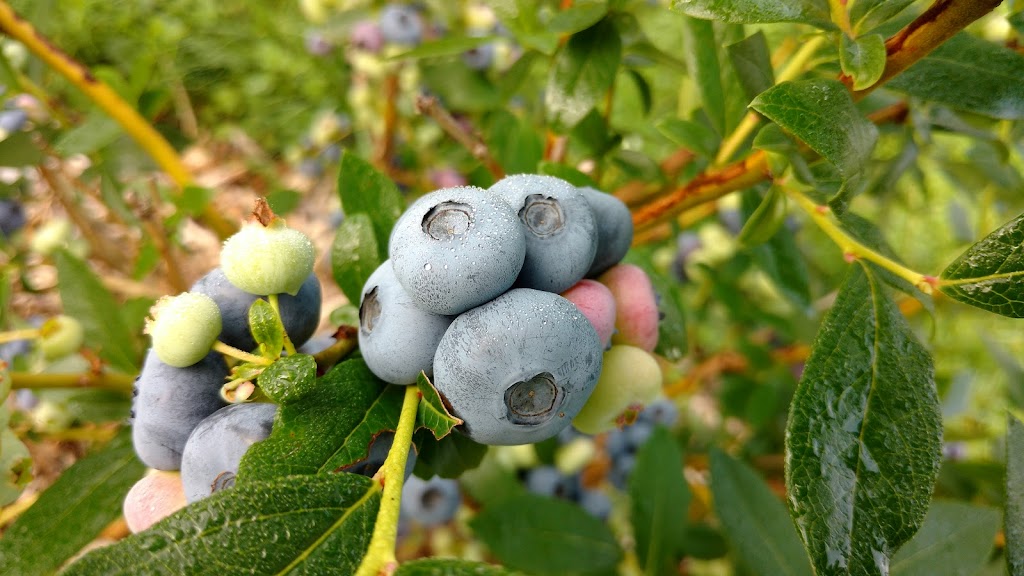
<box><xmin>785</xmin><ymin>263</ymin><xmax>942</xmax><ymax>576</ymax></box>
<box><xmin>257</xmin><ymin>354</ymin><xmax>317</xmax><ymax>404</ymax></box>
<box><xmin>336</xmin><ymin>152</ymin><xmax>403</xmax><ymax>261</ymax></box>
<box><xmin>850</xmin><ymin>0</ymin><xmax>915</xmax><ymax>34</ymax></box>
<box><xmin>727</xmin><ymin>30</ymin><xmax>775</xmax><ymax>102</ymax></box>
<box><xmin>413</xmin><ymin>430</ymin><xmax>487</xmax><ymax>479</ymax></box>
<box><xmin>395</xmin><ymin>559</ymin><xmax>523</xmax><ymax>576</ymax></box>
<box><xmin>546</xmin><ymin>18</ymin><xmax>622</xmax><ymax>129</ymax></box>
<box><xmin>671</xmin><ymin>0</ymin><xmax>831</xmax><ymax>28</ymax></box>
<box><xmin>1007</xmin><ymin>416</ymin><xmax>1024</xmax><ymax>575</ymax></box>
<box><xmin>890</xmin><ymin>500</ymin><xmax>999</xmax><ymax>576</ymax></box>
<box><xmin>416</xmin><ymin>372</ymin><xmax>462</xmax><ymax>439</ymax></box>
<box><xmin>62</xmin><ymin>474</ymin><xmax>378</xmax><ymax>576</ymax></box>
<box><xmin>248</xmin><ymin>298</ymin><xmax>283</xmax><ymax>359</ymax></box>
<box><xmin>840</xmin><ymin>34</ymin><xmax>886</xmax><ymax>91</ymax></box>
<box><xmin>940</xmin><ymin>211</ymin><xmax>1024</xmax><ymax>318</ymax></box>
<box><xmin>656</xmin><ymin>118</ymin><xmax>720</xmax><ymax>157</ymax></box>
<box><xmin>331</xmin><ymin>212</ymin><xmax>381</xmax><ymax>306</ymax></box>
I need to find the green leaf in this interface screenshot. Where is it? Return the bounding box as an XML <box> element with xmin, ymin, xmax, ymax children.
<box><xmin>175</xmin><ymin>185</ymin><xmax>215</xmax><ymax>217</ymax></box>
<box><xmin>727</xmin><ymin>30</ymin><xmax>776</xmax><ymax>103</ymax></box>
<box><xmin>62</xmin><ymin>474</ymin><xmax>378</xmax><ymax>576</ymax></box>
<box><xmin>55</xmin><ymin>249</ymin><xmax>140</xmax><ymax>373</ymax></box>
<box><xmin>53</xmin><ymin>114</ymin><xmax>122</xmax><ymax>156</ymax></box>
<box><xmin>890</xmin><ymin>500</ymin><xmax>1000</xmax><ymax>576</ymax></box>
<box><xmin>939</xmin><ymin>211</ymin><xmax>1024</xmax><ymax>318</ymax></box>
<box><xmin>421</xmin><ymin>60</ymin><xmax>502</xmax><ymax>112</ymax></box>
<box><xmin>331</xmin><ymin>212</ymin><xmax>381</xmax><ymax>306</ymax></box>
<box><xmin>0</xmin><ymin>428</ymin><xmax>145</xmax><ymax>576</ymax></box>
<box><xmin>416</xmin><ymin>373</ymin><xmax>462</xmax><ymax>439</ymax></box>
<box><xmin>840</xmin><ymin>34</ymin><xmax>886</xmax><ymax>91</ymax></box>
<box><xmin>391</xmin><ymin>35</ymin><xmax>496</xmax><ymax>60</ymax></box>
<box><xmin>488</xmin><ymin>111</ymin><xmax>542</xmax><ymax>175</ymax></box>
<box><xmin>258</xmin><ymin>354</ymin><xmax>318</xmax><ymax>404</ymax></box>
<box><xmin>471</xmin><ymin>493</ymin><xmax>622</xmax><ymax>575</ymax></box>
<box><xmin>395</xmin><ymin>559</ymin><xmax>522</xmax><ymax>576</ymax></box>
<box><xmin>336</xmin><ymin>152</ymin><xmax>404</xmax><ymax>261</ymax></box>
<box><xmin>0</xmin><ymin>132</ymin><xmax>42</xmax><ymax>168</ymax></box>
<box><xmin>751</xmin><ymin>79</ymin><xmax>879</xmax><ymax>179</ymax></box>
<box><xmin>264</xmin><ymin>189</ymin><xmax>302</xmax><ymax>216</ymax></box>
<box><xmin>1006</xmin><ymin>415</ymin><xmax>1024</xmax><ymax>576</ymax></box>
<box><xmin>682</xmin><ymin>16</ymin><xmax>726</xmax><ymax>135</ymax></box>
<box><xmin>850</xmin><ymin>0</ymin><xmax>915</xmax><ymax>34</ymax></box>
<box><xmin>671</xmin><ymin>0</ymin><xmax>832</xmax><ymax>28</ymax></box>
<box><xmin>537</xmin><ymin>162</ymin><xmax>598</xmax><ymax>188</ymax></box>
<box><xmin>546</xmin><ymin>18</ymin><xmax>622</xmax><ymax>129</ymax></box>
<box><xmin>238</xmin><ymin>359</ymin><xmax>403</xmax><ymax>479</ymax></box>
<box><xmin>413</xmin><ymin>429</ymin><xmax>487</xmax><ymax>479</ymax></box>
<box><xmin>0</xmin><ymin>428</ymin><xmax>31</xmax><ymax>506</ymax></box>
<box><xmin>629</xmin><ymin>426</ymin><xmax>690</xmax><ymax>575</ymax></box>
<box><xmin>741</xmin><ymin>189</ymin><xmax>812</xmax><ymax>308</ymax></box>
<box><xmin>738</xmin><ymin>185</ymin><xmax>788</xmax><ymax>247</ymax></box>
<box><xmin>548</xmin><ymin>0</ymin><xmax>609</xmax><ymax>35</ymax></box>
<box><xmin>248</xmin><ymin>298</ymin><xmax>283</xmax><ymax>358</ymax></box>
<box><xmin>657</xmin><ymin>117</ymin><xmax>720</xmax><ymax>157</ymax></box>
<box><xmin>709</xmin><ymin>449</ymin><xmax>814</xmax><ymax>576</ymax></box>
<box><xmin>887</xmin><ymin>33</ymin><xmax>1024</xmax><ymax>120</ymax></box>
<box><xmin>785</xmin><ymin>263</ymin><xmax>942</xmax><ymax>576</ymax></box>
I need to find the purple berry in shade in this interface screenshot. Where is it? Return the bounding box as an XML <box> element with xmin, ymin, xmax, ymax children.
<box><xmin>180</xmin><ymin>402</ymin><xmax>277</xmax><ymax>503</ymax></box>
<box><xmin>623</xmin><ymin>420</ymin><xmax>654</xmax><ymax>449</ymax></box>
<box><xmin>299</xmin><ymin>158</ymin><xmax>325</xmax><ymax>178</ymax></box>
<box><xmin>577</xmin><ymin>187</ymin><xmax>633</xmax><ymax>278</ymax></box>
<box><xmin>319</xmin><ymin>143</ymin><xmax>341</xmax><ymax>163</ymax></box>
<box><xmin>609</xmin><ymin>452</ymin><xmax>636</xmax><ymax>490</ymax></box>
<box><xmin>462</xmin><ymin>42</ymin><xmax>494</xmax><ymax>70</ymax></box>
<box><xmin>379</xmin><ymin>4</ymin><xmax>423</xmax><ymax>46</ymax></box>
<box><xmin>131</xmin><ymin>350</ymin><xmax>229</xmax><ymax>471</ymax></box>
<box><xmin>350</xmin><ymin>20</ymin><xmax>385</xmax><ymax>53</ymax></box>
<box><xmin>0</xmin><ymin>199</ymin><xmax>25</xmax><ymax>237</ymax></box>
<box><xmin>14</xmin><ymin>389</ymin><xmax>37</xmax><ymax>411</ymax></box>
<box><xmin>578</xmin><ymin>488</ymin><xmax>612</xmax><ymax>519</ymax></box>
<box><xmin>304</xmin><ymin>31</ymin><xmax>334</xmax><ymax>56</ymax></box>
<box><xmin>638</xmin><ymin>398</ymin><xmax>679</xmax><ymax>428</ymax></box>
<box><xmin>401</xmin><ymin>475</ymin><xmax>461</xmax><ymax>527</ymax></box>
<box><xmin>524</xmin><ymin>465</ymin><xmax>578</xmax><ymax>500</ymax></box>
<box><xmin>0</xmin><ymin>109</ymin><xmax>27</xmax><ymax>134</ymax></box>
<box><xmin>191</xmin><ymin>268</ymin><xmax>322</xmax><ymax>352</ymax></box>
<box><xmin>428</xmin><ymin>167</ymin><xmax>467</xmax><ymax>189</ymax></box>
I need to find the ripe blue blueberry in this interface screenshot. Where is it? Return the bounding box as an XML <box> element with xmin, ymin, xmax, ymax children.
<box><xmin>180</xmin><ymin>402</ymin><xmax>276</xmax><ymax>503</ymax></box>
<box><xmin>0</xmin><ymin>109</ymin><xmax>27</xmax><ymax>135</ymax></box>
<box><xmin>131</xmin><ymin>350</ymin><xmax>229</xmax><ymax>470</ymax></box>
<box><xmin>191</xmin><ymin>267</ymin><xmax>322</xmax><ymax>352</ymax></box>
<box><xmin>638</xmin><ymin>398</ymin><xmax>679</xmax><ymax>428</ymax></box>
<box><xmin>489</xmin><ymin>175</ymin><xmax>598</xmax><ymax>293</ymax></box>
<box><xmin>578</xmin><ymin>488</ymin><xmax>612</xmax><ymax>519</ymax></box>
<box><xmin>432</xmin><ymin>288</ymin><xmax>603</xmax><ymax>445</ymax></box>
<box><xmin>524</xmin><ymin>465</ymin><xmax>578</xmax><ymax>500</ymax></box>
<box><xmin>389</xmin><ymin>186</ymin><xmax>525</xmax><ymax>316</ymax></box>
<box><xmin>0</xmin><ymin>199</ymin><xmax>25</xmax><ymax>237</ymax></box>
<box><xmin>401</xmin><ymin>475</ymin><xmax>461</xmax><ymax>527</ymax></box>
<box><xmin>462</xmin><ymin>42</ymin><xmax>494</xmax><ymax>70</ymax></box>
<box><xmin>379</xmin><ymin>4</ymin><xmax>423</xmax><ymax>46</ymax></box>
<box><xmin>358</xmin><ymin>260</ymin><xmax>454</xmax><ymax>384</ymax></box>
<box><xmin>578</xmin><ymin>187</ymin><xmax>633</xmax><ymax>277</ymax></box>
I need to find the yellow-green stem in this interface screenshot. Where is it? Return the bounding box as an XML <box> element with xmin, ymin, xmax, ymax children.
<box><xmin>788</xmin><ymin>189</ymin><xmax>936</xmax><ymax>293</ymax></box>
<box><xmin>355</xmin><ymin>385</ymin><xmax>421</xmax><ymax>576</ymax></box>
<box><xmin>0</xmin><ymin>328</ymin><xmax>40</xmax><ymax>345</ymax></box>
<box><xmin>11</xmin><ymin>371</ymin><xmax>136</xmax><ymax>391</ymax></box>
<box><xmin>212</xmin><ymin>341</ymin><xmax>273</xmax><ymax>366</ymax></box>
<box><xmin>267</xmin><ymin>294</ymin><xmax>297</xmax><ymax>356</ymax></box>
<box><xmin>714</xmin><ymin>35</ymin><xmax>828</xmax><ymax>166</ymax></box>
<box><xmin>828</xmin><ymin>0</ymin><xmax>854</xmax><ymax>38</ymax></box>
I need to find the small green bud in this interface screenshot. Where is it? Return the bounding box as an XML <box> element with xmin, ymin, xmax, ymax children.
<box><xmin>147</xmin><ymin>292</ymin><xmax>222</xmax><ymax>367</ymax></box>
<box><xmin>220</xmin><ymin>199</ymin><xmax>315</xmax><ymax>296</ymax></box>
<box><xmin>38</xmin><ymin>315</ymin><xmax>85</xmax><ymax>361</ymax></box>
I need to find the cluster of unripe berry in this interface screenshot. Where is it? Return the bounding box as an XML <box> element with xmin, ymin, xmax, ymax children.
<box><xmin>359</xmin><ymin>174</ymin><xmax>665</xmax><ymax>446</ymax></box>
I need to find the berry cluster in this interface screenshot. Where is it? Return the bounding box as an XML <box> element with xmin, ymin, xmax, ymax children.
<box><xmin>359</xmin><ymin>174</ymin><xmax>664</xmax><ymax>445</ymax></box>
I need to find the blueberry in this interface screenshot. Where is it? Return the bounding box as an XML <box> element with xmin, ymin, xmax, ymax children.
<box><xmin>339</xmin><ymin>430</ymin><xmax>417</xmax><ymax>479</ymax></box>
<box><xmin>131</xmin><ymin>350</ymin><xmax>229</xmax><ymax>470</ymax></box>
<box><xmin>578</xmin><ymin>488</ymin><xmax>612</xmax><ymax>519</ymax></box>
<box><xmin>191</xmin><ymin>268</ymin><xmax>322</xmax><ymax>352</ymax></box>
<box><xmin>350</xmin><ymin>20</ymin><xmax>384</xmax><ymax>53</ymax></box>
<box><xmin>432</xmin><ymin>288</ymin><xmax>603</xmax><ymax>445</ymax></box>
<box><xmin>358</xmin><ymin>260</ymin><xmax>454</xmax><ymax>384</ymax></box>
<box><xmin>462</xmin><ymin>42</ymin><xmax>494</xmax><ymax>70</ymax></box>
<box><xmin>180</xmin><ymin>402</ymin><xmax>277</xmax><ymax>503</ymax></box>
<box><xmin>388</xmin><ymin>186</ymin><xmax>526</xmax><ymax>316</ymax></box>
<box><xmin>0</xmin><ymin>109</ymin><xmax>27</xmax><ymax>134</ymax></box>
<box><xmin>578</xmin><ymin>187</ymin><xmax>632</xmax><ymax>277</ymax></box>
<box><xmin>0</xmin><ymin>199</ymin><xmax>25</xmax><ymax>237</ymax></box>
<box><xmin>401</xmin><ymin>475</ymin><xmax>461</xmax><ymax>526</ymax></box>
<box><xmin>379</xmin><ymin>4</ymin><xmax>423</xmax><ymax>46</ymax></box>
<box><xmin>608</xmin><ymin>452</ymin><xmax>635</xmax><ymax>490</ymax></box>
<box><xmin>489</xmin><ymin>175</ymin><xmax>598</xmax><ymax>294</ymax></box>
<box><xmin>623</xmin><ymin>420</ymin><xmax>654</xmax><ymax>450</ymax></box>
<box><xmin>524</xmin><ymin>465</ymin><xmax>578</xmax><ymax>500</ymax></box>
<box><xmin>304</xmin><ymin>31</ymin><xmax>334</xmax><ymax>57</ymax></box>
<box><xmin>638</xmin><ymin>398</ymin><xmax>679</xmax><ymax>428</ymax></box>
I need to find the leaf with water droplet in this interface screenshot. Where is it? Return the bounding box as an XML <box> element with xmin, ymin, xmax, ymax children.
<box><xmin>940</xmin><ymin>211</ymin><xmax>1024</xmax><ymax>318</ymax></box>
<box><xmin>670</xmin><ymin>0</ymin><xmax>832</xmax><ymax>28</ymax></box>
<box><xmin>1006</xmin><ymin>415</ymin><xmax>1024</xmax><ymax>575</ymax></box>
<box><xmin>785</xmin><ymin>263</ymin><xmax>941</xmax><ymax>576</ymax></box>
<box><xmin>395</xmin><ymin>559</ymin><xmax>525</xmax><ymax>575</ymax></box>
<box><xmin>331</xmin><ymin>212</ymin><xmax>381</xmax><ymax>306</ymax></box>
<box><xmin>545</xmin><ymin>18</ymin><xmax>622</xmax><ymax>129</ymax></box>
<box><xmin>416</xmin><ymin>372</ymin><xmax>462</xmax><ymax>439</ymax></box>
<box><xmin>62</xmin><ymin>473</ymin><xmax>378</xmax><ymax>576</ymax></box>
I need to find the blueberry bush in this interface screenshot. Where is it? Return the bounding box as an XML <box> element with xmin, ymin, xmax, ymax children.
<box><xmin>0</xmin><ymin>0</ymin><xmax>1023</xmax><ymax>575</ymax></box>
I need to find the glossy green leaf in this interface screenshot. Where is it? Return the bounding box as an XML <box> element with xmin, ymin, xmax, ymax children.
<box><xmin>336</xmin><ymin>152</ymin><xmax>404</xmax><ymax>260</ymax></box>
<box><xmin>738</xmin><ymin>185</ymin><xmax>788</xmax><ymax>247</ymax></box>
<box><xmin>416</xmin><ymin>373</ymin><xmax>461</xmax><ymax>439</ymax></box>
<box><xmin>248</xmin><ymin>298</ymin><xmax>283</xmax><ymax>359</ymax></box>
<box><xmin>887</xmin><ymin>33</ymin><xmax>1024</xmax><ymax>120</ymax></box>
<box><xmin>421</xmin><ymin>60</ymin><xmax>502</xmax><ymax>112</ymax></box>
<box><xmin>331</xmin><ymin>212</ymin><xmax>381</xmax><ymax>306</ymax></box>
<box><xmin>546</xmin><ymin>18</ymin><xmax>622</xmax><ymax>129</ymax></box>
<box><xmin>238</xmin><ymin>358</ymin><xmax>403</xmax><ymax>479</ymax></box>
<box><xmin>751</xmin><ymin>79</ymin><xmax>879</xmax><ymax>179</ymax></box>
<box><xmin>630</xmin><ymin>426</ymin><xmax>690</xmax><ymax>575</ymax></box>
<box><xmin>709</xmin><ymin>449</ymin><xmax>813</xmax><ymax>576</ymax></box>
<box><xmin>488</xmin><ymin>111</ymin><xmax>542</xmax><ymax>175</ymax></box>
<box><xmin>840</xmin><ymin>34</ymin><xmax>886</xmax><ymax>91</ymax></box>
<box><xmin>396</xmin><ymin>559</ymin><xmax>523</xmax><ymax>576</ymax></box>
<box><xmin>671</xmin><ymin>0</ymin><xmax>831</xmax><ymax>28</ymax></box>
<box><xmin>391</xmin><ymin>35</ymin><xmax>496</xmax><ymax>60</ymax></box>
<box><xmin>1007</xmin><ymin>416</ymin><xmax>1024</xmax><ymax>576</ymax></box>
<box><xmin>490</xmin><ymin>0</ymin><xmax>557</xmax><ymax>55</ymax></box>
<box><xmin>785</xmin><ymin>263</ymin><xmax>942</xmax><ymax>576</ymax></box>
<box><xmin>683</xmin><ymin>16</ymin><xmax>725</xmax><ymax>135</ymax></box>
<box><xmin>850</xmin><ymin>0</ymin><xmax>915</xmax><ymax>34</ymax></box>
<box><xmin>0</xmin><ymin>429</ymin><xmax>145</xmax><ymax>576</ymax></box>
<box><xmin>656</xmin><ymin>117</ymin><xmax>720</xmax><ymax>157</ymax></box>
<box><xmin>62</xmin><ymin>473</ymin><xmax>378</xmax><ymax>576</ymax></box>
<box><xmin>537</xmin><ymin>162</ymin><xmax>598</xmax><ymax>188</ymax></box>
<box><xmin>414</xmin><ymin>429</ymin><xmax>487</xmax><ymax>480</ymax></box>
<box><xmin>471</xmin><ymin>493</ymin><xmax>622</xmax><ymax>575</ymax></box>
<box><xmin>890</xmin><ymin>500</ymin><xmax>999</xmax><ymax>576</ymax></box>
<box><xmin>939</xmin><ymin>211</ymin><xmax>1024</xmax><ymax>318</ymax></box>
<box><xmin>727</xmin><ymin>30</ymin><xmax>776</xmax><ymax>102</ymax></box>
<box><xmin>549</xmin><ymin>1</ymin><xmax>609</xmax><ymax>35</ymax></box>
<box><xmin>1010</xmin><ymin>11</ymin><xmax>1024</xmax><ymax>36</ymax></box>
<box><xmin>257</xmin><ymin>354</ymin><xmax>317</xmax><ymax>404</ymax></box>
<box><xmin>742</xmin><ymin>189</ymin><xmax>812</xmax><ymax>308</ymax></box>
<box><xmin>55</xmin><ymin>249</ymin><xmax>140</xmax><ymax>372</ymax></box>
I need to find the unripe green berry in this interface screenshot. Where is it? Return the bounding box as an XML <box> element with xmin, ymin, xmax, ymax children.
<box><xmin>148</xmin><ymin>292</ymin><xmax>222</xmax><ymax>368</ymax></box>
<box><xmin>220</xmin><ymin>218</ymin><xmax>315</xmax><ymax>297</ymax></box>
<box><xmin>38</xmin><ymin>315</ymin><xmax>85</xmax><ymax>361</ymax></box>
<box><xmin>572</xmin><ymin>345</ymin><xmax>662</xmax><ymax>435</ymax></box>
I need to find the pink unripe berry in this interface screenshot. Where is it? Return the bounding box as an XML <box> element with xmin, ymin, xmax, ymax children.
<box><xmin>561</xmin><ymin>279</ymin><xmax>616</xmax><ymax>347</ymax></box>
<box><xmin>123</xmin><ymin>471</ymin><xmax>187</xmax><ymax>534</ymax></box>
<box><xmin>599</xmin><ymin>264</ymin><xmax>659</xmax><ymax>352</ymax></box>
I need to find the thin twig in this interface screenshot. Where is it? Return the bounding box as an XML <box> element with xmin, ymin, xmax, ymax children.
<box><xmin>415</xmin><ymin>94</ymin><xmax>505</xmax><ymax>180</ymax></box>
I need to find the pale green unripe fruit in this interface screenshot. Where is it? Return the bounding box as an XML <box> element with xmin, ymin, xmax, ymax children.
<box><xmin>38</xmin><ymin>315</ymin><xmax>84</xmax><ymax>360</ymax></box>
<box><xmin>220</xmin><ymin>220</ymin><xmax>315</xmax><ymax>296</ymax></box>
<box><xmin>148</xmin><ymin>293</ymin><xmax>223</xmax><ymax>368</ymax></box>
<box><xmin>572</xmin><ymin>345</ymin><xmax>662</xmax><ymax>435</ymax></box>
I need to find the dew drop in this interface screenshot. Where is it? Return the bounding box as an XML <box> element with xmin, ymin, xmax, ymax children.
<box><xmin>424</xmin><ymin>263</ymin><xmax>432</xmax><ymax>271</ymax></box>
